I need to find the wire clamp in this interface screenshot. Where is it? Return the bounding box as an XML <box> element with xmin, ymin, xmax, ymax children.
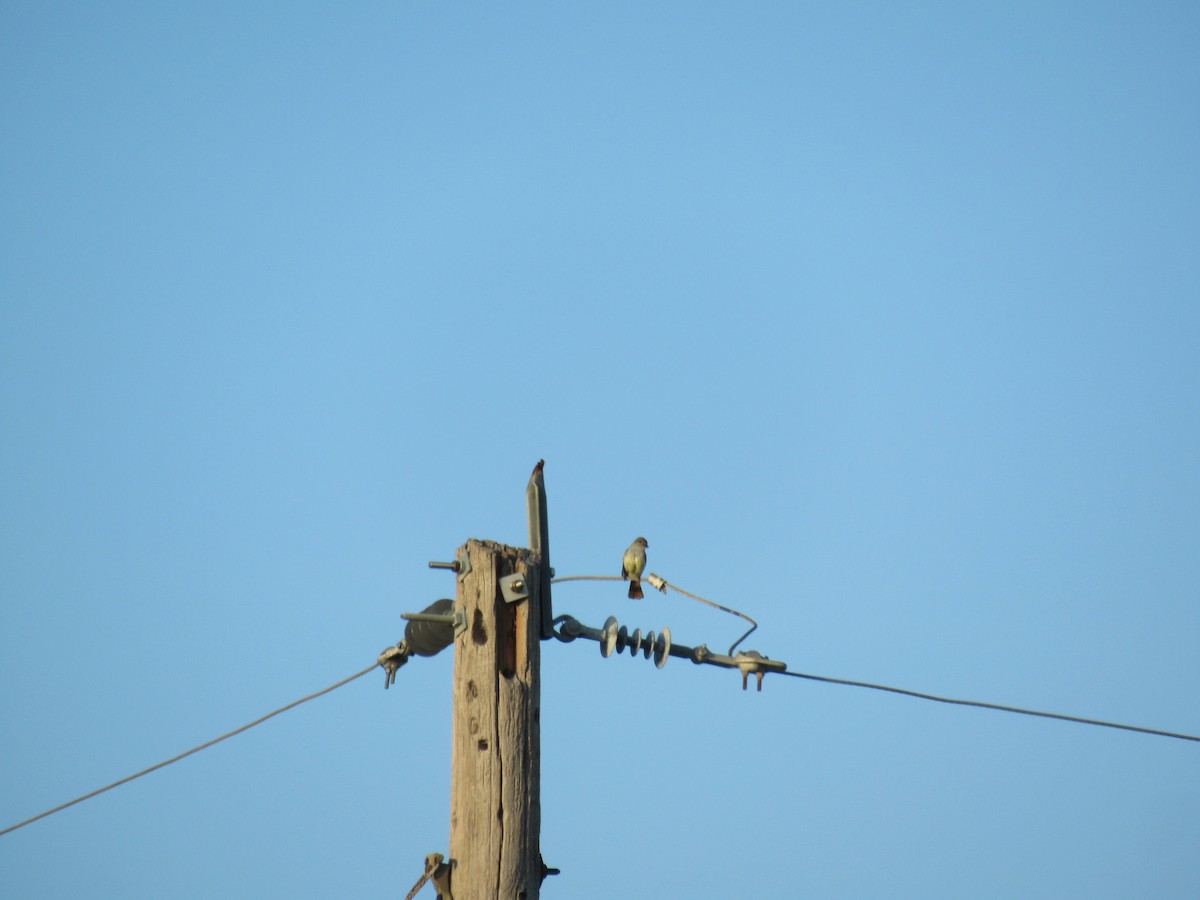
<box><xmin>404</xmin><ymin>851</ymin><xmax>453</xmax><ymax>900</ymax></box>
<box><xmin>377</xmin><ymin>641</ymin><xmax>411</xmax><ymax>689</ymax></box>
<box><xmin>734</xmin><ymin>650</ymin><xmax>785</xmax><ymax>691</ymax></box>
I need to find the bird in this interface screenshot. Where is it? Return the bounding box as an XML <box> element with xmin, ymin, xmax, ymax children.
<box><xmin>621</xmin><ymin>537</ymin><xmax>648</xmax><ymax>600</ymax></box>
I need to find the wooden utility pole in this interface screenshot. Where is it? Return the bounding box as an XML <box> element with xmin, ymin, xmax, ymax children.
<box><xmin>448</xmin><ymin>538</ymin><xmax>543</xmax><ymax>899</ymax></box>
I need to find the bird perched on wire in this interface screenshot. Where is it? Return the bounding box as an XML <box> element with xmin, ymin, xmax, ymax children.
<box><xmin>621</xmin><ymin>537</ymin><xmax>649</xmax><ymax>600</ymax></box>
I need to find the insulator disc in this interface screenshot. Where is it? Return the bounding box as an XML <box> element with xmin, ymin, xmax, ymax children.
<box><xmin>654</xmin><ymin>627</ymin><xmax>671</xmax><ymax>669</ymax></box>
<box><xmin>600</xmin><ymin>616</ymin><xmax>618</xmax><ymax>658</ymax></box>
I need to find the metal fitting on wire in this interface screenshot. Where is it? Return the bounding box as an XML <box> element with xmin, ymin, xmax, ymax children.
<box><xmin>736</xmin><ymin>650</ymin><xmax>772</xmax><ymax>692</ymax></box>
<box><xmin>380</xmin><ymin>599</ymin><xmax>465</xmax><ymax>689</ymax></box>
<box><xmin>378</xmin><ymin>641</ymin><xmax>411</xmax><ymax>689</ymax></box>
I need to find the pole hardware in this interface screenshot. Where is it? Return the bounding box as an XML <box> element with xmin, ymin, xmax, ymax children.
<box><xmin>593</xmin><ymin>615</ymin><xmax>672</xmax><ymax>668</ymax></box>
<box><xmin>377</xmin><ymin>641</ymin><xmax>411</xmax><ymax>689</ymax></box>
<box><xmin>404</xmin><ymin>852</ymin><xmax>453</xmax><ymax>900</ymax></box>
<box><xmin>551</xmin><ymin>613</ymin><xmax>787</xmax><ymax>689</ymax></box>
<box><xmin>499</xmin><ymin>572</ymin><xmax>529</xmax><ymax>605</ymax></box>
<box><xmin>735</xmin><ymin>650</ymin><xmax>772</xmax><ymax>692</ymax></box>
<box><xmin>526</xmin><ymin>459</ymin><xmax>554</xmax><ymax>637</ymax></box>
<box><xmin>402</xmin><ymin>598</ymin><xmax>466</xmax><ymax>655</ymax></box>
<box><xmin>428</xmin><ymin>547</ymin><xmax>472</xmax><ymax>581</ymax></box>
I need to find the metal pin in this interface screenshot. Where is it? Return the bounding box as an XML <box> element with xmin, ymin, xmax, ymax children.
<box><xmin>403</xmin><ymin>612</ymin><xmax>457</xmax><ymax>624</ymax></box>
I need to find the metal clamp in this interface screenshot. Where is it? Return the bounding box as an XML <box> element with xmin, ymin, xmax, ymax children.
<box><xmin>734</xmin><ymin>650</ymin><xmax>782</xmax><ymax>692</ymax></box>
<box><xmin>644</xmin><ymin>572</ymin><xmax>669</xmax><ymax>593</ymax></box>
<box><xmin>498</xmin><ymin>573</ymin><xmax>529</xmax><ymax>605</ymax></box>
<box><xmin>377</xmin><ymin>641</ymin><xmax>411</xmax><ymax>689</ymax></box>
<box><xmin>405</xmin><ymin>852</ymin><xmax>453</xmax><ymax>900</ymax></box>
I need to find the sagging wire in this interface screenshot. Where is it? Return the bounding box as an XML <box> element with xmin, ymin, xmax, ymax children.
<box><xmin>779</xmin><ymin>670</ymin><xmax>1200</xmax><ymax>743</ymax></box>
<box><xmin>1</xmin><ymin>662</ymin><xmax>382</xmax><ymax>838</ymax></box>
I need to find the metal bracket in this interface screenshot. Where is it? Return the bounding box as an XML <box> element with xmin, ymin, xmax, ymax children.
<box><xmin>455</xmin><ymin>547</ymin><xmax>471</xmax><ymax>581</ymax></box>
<box><xmin>498</xmin><ymin>573</ymin><xmax>529</xmax><ymax>605</ymax></box>
<box><xmin>402</xmin><ymin>605</ymin><xmax>467</xmax><ymax>640</ymax></box>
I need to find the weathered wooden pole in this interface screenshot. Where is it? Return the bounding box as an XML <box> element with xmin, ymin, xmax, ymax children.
<box><xmin>448</xmin><ymin>538</ymin><xmax>542</xmax><ymax>898</ymax></box>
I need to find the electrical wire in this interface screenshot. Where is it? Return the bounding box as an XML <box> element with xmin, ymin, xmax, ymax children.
<box><xmin>780</xmin><ymin>669</ymin><xmax>1200</xmax><ymax>743</ymax></box>
<box><xmin>405</xmin><ymin>867</ymin><xmax>432</xmax><ymax>900</ymax></box>
<box><xmin>0</xmin><ymin>663</ymin><xmax>379</xmax><ymax>838</ymax></box>
<box><xmin>550</xmin><ymin>576</ymin><xmax>1197</xmax><ymax>743</ymax></box>
<box><xmin>663</xmin><ymin>579</ymin><xmax>757</xmax><ymax>655</ymax></box>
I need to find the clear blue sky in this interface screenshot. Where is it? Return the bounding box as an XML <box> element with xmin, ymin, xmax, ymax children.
<box><xmin>2</xmin><ymin>3</ymin><xmax>1198</xmax><ymax>897</ymax></box>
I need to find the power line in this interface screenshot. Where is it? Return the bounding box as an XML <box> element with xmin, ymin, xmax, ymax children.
<box><xmin>0</xmin><ymin>663</ymin><xmax>378</xmax><ymax>838</ymax></box>
<box><xmin>550</xmin><ymin>575</ymin><xmax>1199</xmax><ymax>743</ymax></box>
<box><xmin>780</xmin><ymin>669</ymin><xmax>1200</xmax><ymax>743</ymax></box>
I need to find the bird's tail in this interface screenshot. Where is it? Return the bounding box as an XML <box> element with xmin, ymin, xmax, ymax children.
<box><xmin>628</xmin><ymin>580</ymin><xmax>644</xmax><ymax>600</ymax></box>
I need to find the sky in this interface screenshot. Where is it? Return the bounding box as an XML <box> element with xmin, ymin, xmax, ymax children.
<box><xmin>2</xmin><ymin>2</ymin><xmax>1198</xmax><ymax>897</ymax></box>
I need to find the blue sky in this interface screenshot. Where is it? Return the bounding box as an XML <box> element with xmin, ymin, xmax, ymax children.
<box><xmin>2</xmin><ymin>2</ymin><xmax>1198</xmax><ymax>897</ymax></box>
